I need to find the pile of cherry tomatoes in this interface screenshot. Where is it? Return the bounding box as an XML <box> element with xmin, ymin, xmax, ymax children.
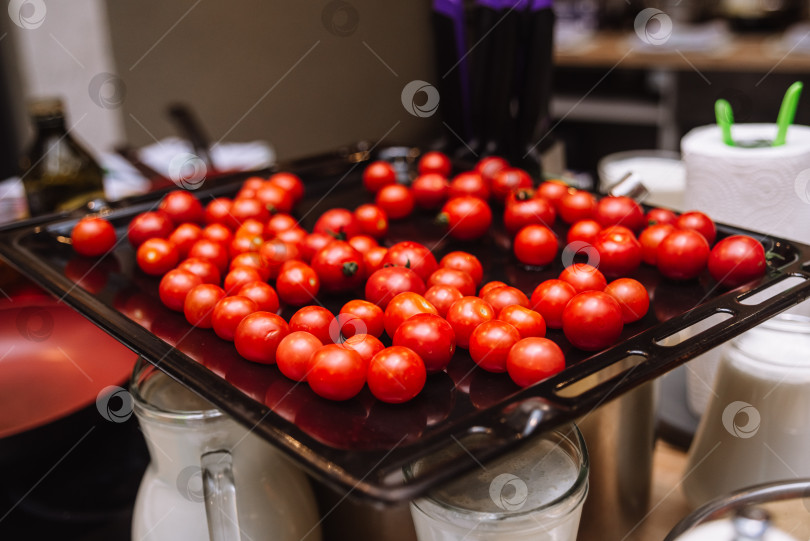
<box><xmin>69</xmin><ymin>151</ymin><xmax>769</xmax><ymax>404</ymax></box>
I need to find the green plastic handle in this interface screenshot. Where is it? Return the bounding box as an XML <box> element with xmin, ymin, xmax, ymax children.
<box><xmin>773</xmin><ymin>81</ymin><xmax>803</xmax><ymax>147</ymax></box>
<box><xmin>715</xmin><ymin>99</ymin><xmax>735</xmax><ymax>146</ymax></box>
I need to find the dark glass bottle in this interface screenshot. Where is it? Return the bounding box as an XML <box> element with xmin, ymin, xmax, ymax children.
<box><xmin>20</xmin><ymin>98</ymin><xmax>105</xmax><ymax>216</ymax></box>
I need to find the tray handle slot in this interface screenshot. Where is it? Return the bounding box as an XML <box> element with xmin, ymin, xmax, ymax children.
<box><xmin>654</xmin><ymin>311</ymin><xmax>734</xmax><ymax>347</ymax></box>
<box><xmin>553</xmin><ymin>353</ymin><xmax>647</xmax><ymax>400</ymax></box>
<box><xmin>738</xmin><ymin>275</ymin><xmax>808</xmax><ymax>306</ymax></box>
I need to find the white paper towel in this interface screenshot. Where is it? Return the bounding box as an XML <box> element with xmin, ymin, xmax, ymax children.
<box><xmin>681</xmin><ymin>123</ymin><xmax>810</xmax><ymax>244</ymax></box>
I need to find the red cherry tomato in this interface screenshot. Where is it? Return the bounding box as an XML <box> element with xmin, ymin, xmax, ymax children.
<box><xmin>558</xmin><ymin>191</ymin><xmax>596</xmax><ymax>224</ymax></box>
<box><xmin>418</xmin><ymin>151</ymin><xmax>452</xmax><ymax>177</ymax></box>
<box><xmin>438</xmin><ymin>196</ymin><xmax>492</xmax><ymax>241</ymax></box>
<box><xmin>537</xmin><ymin>180</ymin><xmax>571</xmax><ymax>210</ymax></box>
<box><xmin>354</xmin><ymin>204</ymin><xmax>389</xmax><ymax>239</ymax></box>
<box><xmin>708</xmin><ymin>235</ymin><xmax>767</xmax><ymax>289</ymax></box>
<box><xmin>276</xmin><ymin>331</ymin><xmax>321</xmax><ymax>381</ymax></box>
<box><xmin>530</xmin><ymin>279</ymin><xmax>577</xmax><ymax>329</ymax></box>
<box><xmin>136</xmin><ymin>238</ymin><xmax>178</xmax><ymax>276</ymax></box>
<box><xmin>229</xmin><ymin>234</ymin><xmax>264</xmax><ymax>259</ymax></box>
<box><xmin>363</xmin><ymin>246</ymin><xmax>388</xmax><ymax>275</ymax></box>
<box><xmin>71</xmin><ymin>216</ymin><xmax>117</xmax><ymax>257</ymax></box>
<box><xmin>506</xmin><ymin>337</ymin><xmax>565</xmax><ymax>387</ymax></box>
<box><xmin>234</xmin><ymin>312</ymin><xmax>289</xmax><ymax>364</ymax></box>
<box><xmin>301</xmin><ymin>233</ymin><xmax>333</xmax><ymax>262</ymax></box>
<box><xmin>363</xmin><ymin>161</ymin><xmax>397</xmax><ymax>193</ymax></box>
<box><xmin>566</xmin><ymin>219</ymin><xmax>602</xmax><ymax>246</ymax></box>
<box><xmin>259</xmin><ymin>239</ymin><xmax>300</xmax><ymax>278</ymax></box>
<box><xmin>384</xmin><ymin>292</ymin><xmax>438</xmax><ymax>337</ymax></box>
<box><xmin>230</xmin><ymin>198</ymin><xmax>270</xmax><ymax>227</ymax></box>
<box><xmin>128</xmin><ymin>211</ymin><xmax>173</xmax><ymax>247</ymax></box>
<box><xmin>184</xmin><ymin>283</ymin><xmax>226</xmax><ymax>328</ymax></box>
<box><xmin>347</xmin><ymin>235</ymin><xmax>378</xmax><ymax>255</ymax></box>
<box><xmin>504</xmin><ymin>190</ymin><xmax>556</xmax><ymax>234</ymax></box>
<box><xmin>341</xmin><ymin>333</ymin><xmax>385</xmax><ymax>369</ymax></box>
<box><xmin>202</xmin><ymin>223</ymin><xmax>233</xmax><ymax>247</ymax></box>
<box><xmin>275</xmin><ymin>261</ymin><xmax>320</xmax><ymax>306</ymax></box>
<box><xmin>639</xmin><ymin>224</ymin><xmax>676</xmax><ymax>265</ymax></box>
<box><xmin>339</xmin><ymin>299</ymin><xmax>385</xmax><ymax>338</ymax></box>
<box><xmin>168</xmin><ymin>223</ymin><xmax>203</xmax><ymax>259</ymax></box>
<box><xmin>439</xmin><ymin>251</ymin><xmax>484</xmax><ymax>285</ymax></box>
<box><xmin>308</xmin><ymin>345</ymin><xmax>366</xmax><ymax>401</ymax></box>
<box><xmin>427</xmin><ymin>268</ymin><xmax>476</xmax><ymax>297</ymax></box>
<box><xmin>367</xmin><ymin>346</ymin><xmax>426</xmax><ymax>404</ymax></box>
<box><xmin>188</xmin><ymin>238</ymin><xmax>230</xmax><ymax>274</ymax></box>
<box><xmin>513</xmin><ymin>225</ymin><xmax>558</xmax><ymax>267</ymax></box>
<box><xmin>314</xmin><ymin>208</ymin><xmax>361</xmax><ymax>240</ymax></box>
<box><xmin>469</xmin><ymin>320</ymin><xmax>521</xmax><ymax>373</ymax></box>
<box><xmin>265</xmin><ymin>213</ymin><xmax>298</xmax><ymax>236</ymax></box>
<box><xmin>479</xmin><ymin>280</ymin><xmax>508</xmax><ymax>297</ymax></box>
<box><xmin>310</xmin><ymin>240</ymin><xmax>365</xmax><ymax>293</ymax></box>
<box><xmin>412</xmin><ymin>173</ymin><xmax>450</xmax><ymax>209</ymax></box>
<box><xmin>382</xmin><ymin>241</ymin><xmax>438</xmax><ymax>283</ymax></box>
<box><xmin>159</xmin><ymin>269</ymin><xmax>203</xmax><ymax>312</ymax></box>
<box><xmin>204</xmin><ymin>197</ymin><xmax>234</xmax><ymax>227</ymax></box>
<box><xmin>392</xmin><ymin>313</ymin><xmax>456</xmax><ymax>373</ymax></box>
<box><xmin>424</xmin><ymin>285</ymin><xmax>464</xmax><ymax>318</ymax></box>
<box><xmin>289</xmin><ymin>306</ymin><xmax>335</xmax><ymax>345</ymax></box>
<box><xmin>604</xmin><ymin>278</ymin><xmax>649</xmax><ymax>323</ymax></box>
<box><xmin>275</xmin><ymin>227</ymin><xmax>307</xmax><ymax>252</ymax></box>
<box><xmin>592</xmin><ymin>225</ymin><xmax>642</xmax><ymax>277</ymax></box>
<box><xmin>237</xmin><ymin>281</ymin><xmax>279</xmax><ymax>313</ymax></box>
<box><xmin>364</xmin><ymin>266</ymin><xmax>426</xmax><ymax>309</ymax></box>
<box><xmin>268</xmin><ymin>172</ymin><xmax>305</xmax><ymax>204</ymax></box>
<box><xmin>676</xmin><ymin>211</ymin><xmax>716</xmax><ymax>245</ymax></box>
<box><xmin>376</xmin><ymin>184</ymin><xmax>414</xmax><ymax>220</ymax></box>
<box><xmin>498</xmin><ymin>305</ymin><xmax>546</xmax><ymax>338</ymax></box>
<box><xmin>492</xmin><ymin>168</ymin><xmax>533</xmax><ymax>201</ymax></box>
<box><xmin>657</xmin><ymin>229</ymin><xmax>710</xmax><ymax>281</ymax></box>
<box><xmin>558</xmin><ymin>263</ymin><xmax>607</xmax><ymax>293</ymax></box>
<box><xmin>446</xmin><ymin>296</ymin><xmax>496</xmax><ymax>348</ymax></box>
<box><xmin>229</xmin><ymin>252</ymin><xmax>270</xmax><ymax>281</ymax></box>
<box><xmin>159</xmin><ymin>190</ymin><xmax>204</xmax><ymax>224</ymax></box>
<box><xmin>223</xmin><ymin>266</ymin><xmax>263</xmax><ymax>294</ymax></box>
<box><xmin>211</xmin><ymin>295</ymin><xmax>258</xmax><ymax>341</ymax></box>
<box><xmin>178</xmin><ymin>258</ymin><xmax>221</xmax><ymax>285</ymax></box>
<box><xmin>562</xmin><ymin>291</ymin><xmax>624</xmax><ymax>351</ymax></box>
<box><xmin>255</xmin><ymin>182</ymin><xmax>294</xmax><ymax>214</ymax></box>
<box><xmin>594</xmin><ymin>196</ymin><xmax>645</xmax><ymax>232</ymax></box>
<box><xmin>475</xmin><ymin>156</ymin><xmax>509</xmax><ymax>183</ymax></box>
<box><xmin>482</xmin><ymin>285</ymin><xmax>530</xmax><ymax>312</ymax></box>
<box><xmin>449</xmin><ymin>172</ymin><xmax>490</xmax><ymax>201</ymax></box>
<box><xmin>646</xmin><ymin>207</ymin><xmax>679</xmax><ymax>227</ymax></box>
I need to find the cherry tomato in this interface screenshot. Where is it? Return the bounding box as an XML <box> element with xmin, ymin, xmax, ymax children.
<box><xmin>439</xmin><ymin>251</ymin><xmax>484</xmax><ymax>285</ymax></box>
<box><xmin>677</xmin><ymin>211</ymin><xmax>716</xmax><ymax>245</ymax></box>
<box><xmin>363</xmin><ymin>246</ymin><xmax>388</xmax><ymax>275</ymax></box>
<box><xmin>438</xmin><ymin>196</ymin><xmax>492</xmax><ymax>241</ymax></box>
<box><xmin>424</xmin><ymin>285</ymin><xmax>464</xmax><ymax>318</ymax></box>
<box><xmin>341</xmin><ymin>333</ymin><xmax>385</xmax><ymax>369</ymax></box>
<box><xmin>159</xmin><ymin>190</ymin><xmax>204</xmax><ymax>224</ymax></box>
<box><xmin>310</xmin><ymin>240</ymin><xmax>365</xmax><ymax>293</ymax></box>
<box><xmin>255</xmin><ymin>182</ymin><xmax>293</xmax><ymax>214</ymax></box>
<box><xmin>427</xmin><ymin>268</ymin><xmax>476</xmax><ymax>297</ymax></box>
<box><xmin>418</xmin><ymin>151</ymin><xmax>452</xmax><ymax>177</ymax></box>
<box><xmin>188</xmin><ymin>238</ymin><xmax>230</xmax><ymax>274</ymax></box>
<box><xmin>71</xmin><ymin>216</ymin><xmax>117</xmax><ymax>257</ymax></box>
<box><xmin>367</xmin><ymin>346</ymin><xmax>426</xmax><ymax>403</ymax></box>
<box><xmin>265</xmin><ymin>213</ymin><xmax>298</xmax><ymax>236</ymax></box>
<box><xmin>237</xmin><ymin>281</ymin><xmax>279</xmax><ymax>312</ymax></box>
<box><xmin>376</xmin><ymin>184</ymin><xmax>414</xmax><ymax>220</ymax></box>
<box><xmin>482</xmin><ymin>285</ymin><xmax>530</xmax><ymax>312</ymax></box>
<box><xmin>384</xmin><ymin>292</ymin><xmax>438</xmax><ymax>337</ymax></box>
<box><xmin>657</xmin><ymin>229</ymin><xmax>710</xmax><ymax>281</ymax></box>
<box><xmin>204</xmin><ymin>198</ymin><xmax>234</xmax><ymax>227</ymax></box>
<box><xmin>168</xmin><ymin>223</ymin><xmax>202</xmax><ymax>259</ymax></box>
<box><xmin>449</xmin><ymin>172</ymin><xmax>489</xmax><ymax>200</ymax></box>
<box><xmin>229</xmin><ymin>234</ymin><xmax>264</xmax><ymax>259</ymax></box>
<box><xmin>566</xmin><ymin>219</ymin><xmax>602</xmax><ymax>246</ymax></box>
<box><xmin>530</xmin><ymin>279</ymin><xmax>577</xmax><ymax>329</ymax></box>
<box><xmin>136</xmin><ymin>238</ymin><xmax>178</xmax><ymax>276</ymax></box>
<box><xmin>592</xmin><ymin>225</ymin><xmax>642</xmax><ymax>277</ymax></box>
<box><xmin>178</xmin><ymin>258</ymin><xmax>221</xmax><ymax>285</ymax></box>
<box><xmin>347</xmin><ymin>235</ymin><xmax>378</xmax><ymax>255</ymax></box>
<box><xmin>446</xmin><ymin>296</ymin><xmax>496</xmax><ymax>348</ymax></box>
<box><xmin>223</xmin><ymin>266</ymin><xmax>263</xmax><ymax>294</ymax></box>
<box><xmin>492</xmin><ymin>168</ymin><xmax>532</xmax><ymax>201</ymax></box>
<box><xmin>301</xmin><ymin>232</ymin><xmax>333</xmax><ymax>262</ymax></box>
<box><xmin>475</xmin><ymin>156</ymin><xmax>509</xmax><ymax>183</ymax></box>
<box><xmin>594</xmin><ymin>196</ymin><xmax>645</xmax><ymax>232</ymax></box>
<box><xmin>128</xmin><ymin>211</ymin><xmax>173</xmax><ymax>247</ymax></box>
<box><xmin>646</xmin><ymin>207</ymin><xmax>678</xmax><ymax>227</ymax></box>
<box><xmin>314</xmin><ymin>208</ymin><xmax>360</xmax><ymax>240</ymax></box>
<box><xmin>362</xmin><ymin>160</ymin><xmax>397</xmax><ymax>193</ymax></box>
<box><xmin>230</xmin><ymin>198</ymin><xmax>270</xmax><ymax>226</ymax></box>
<box><xmin>504</xmin><ymin>190</ymin><xmax>556</xmax><ymax>234</ymax></box>
<box><xmin>158</xmin><ymin>269</ymin><xmax>203</xmax><ymax>312</ymax></box>
<box><xmin>211</xmin><ymin>295</ymin><xmax>258</xmax><ymax>341</ymax></box>
<box><xmin>562</xmin><ymin>291</ymin><xmax>624</xmax><ymax>351</ymax></box>
<box><xmin>275</xmin><ymin>227</ymin><xmax>307</xmax><ymax>251</ymax></box>
<box><xmin>537</xmin><ymin>180</ymin><xmax>571</xmax><ymax>210</ymax></box>
<box><xmin>184</xmin><ymin>283</ymin><xmax>226</xmax><ymax>328</ymax></box>
<box><xmin>498</xmin><ymin>305</ymin><xmax>546</xmax><ymax>338</ymax></box>
<box><xmin>558</xmin><ymin>190</ymin><xmax>596</xmax><ymax>224</ymax></box>
<box><xmin>289</xmin><ymin>306</ymin><xmax>335</xmax><ymax>345</ymax></box>
<box><xmin>276</xmin><ymin>261</ymin><xmax>320</xmax><ymax>306</ymax></box>
<box><xmin>234</xmin><ymin>312</ymin><xmax>289</xmax><ymax>364</ymax></box>
<box><xmin>392</xmin><ymin>313</ymin><xmax>455</xmax><ymax>373</ymax></box>
<box><xmin>276</xmin><ymin>331</ymin><xmax>321</xmax><ymax>381</ymax></box>
<box><xmin>506</xmin><ymin>337</ymin><xmax>565</xmax><ymax>387</ymax></box>
<box><xmin>479</xmin><ymin>280</ymin><xmax>508</xmax><ymax>297</ymax></box>
<box><xmin>229</xmin><ymin>252</ymin><xmax>270</xmax><ymax>280</ymax></box>
<box><xmin>339</xmin><ymin>299</ymin><xmax>385</xmax><ymax>338</ymax></box>
<box><xmin>469</xmin><ymin>320</ymin><xmax>521</xmax><ymax>373</ymax></box>
<box><xmin>636</xmin><ymin>222</ymin><xmax>673</xmax><ymax>264</ymax></box>
<box><xmin>558</xmin><ymin>263</ymin><xmax>607</xmax><ymax>293</ymax></box>
<box><xmin>308</xmin><ymin>344</ymin><xmax>366</xmax><ymax>401</ymax></box>
<box><xmin>604</xmin><ymin>278</ymin><xmax>649</xmax><ymax>323</ymax></box>
<box><xmin>268</xmin><ymin>172</ymin><xmax>305</xmax><ymax>204</ymax></box>
<box><xmin>365</xmin><ymin>266</ymin><xmax>426</xmax><ymax>309</ymax></box>
<box><xmin>202</xmin><ymin>223</ymin><xmax>233</xmax><ymax>247</ymax></box>
<box><xmin>259</xmin><ymin>239</ymin><xmax>300</xmax><ymax>278</ymax></box>
<box><xmin>354</xmin><ymin>204</ymin><xmax>389</xmax><ymax>239</ymax></box>
<box><xmin>514</xmin><ymin>225</ymin><xmax>558</xmax><ymax>267</ymax></box>
<box><xmin>708</xmin><ymin>235</ymin><xmax>767</xmax><ymax>288</ymax></box>
<box><xmin>382</xmin><ymin>241</ymin><xmax>438</xmax><ymax>282</ymax></box>
<box><xmin>412</xmin><ymin>173</ymin><xmax>450</xmax><ymax>209</ymax></box>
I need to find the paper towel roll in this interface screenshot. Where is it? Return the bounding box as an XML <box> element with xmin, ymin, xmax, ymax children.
<box><xmin>681</xmin><ymin>123</ymin><xmax>810</xmax><ymax>244</ymax></box>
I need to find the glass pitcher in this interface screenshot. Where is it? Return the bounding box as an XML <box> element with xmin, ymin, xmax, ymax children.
<box><xmin>130</xmin><ymin>358</ymin><xmax>322</xmax><ymax>541</ymax></box>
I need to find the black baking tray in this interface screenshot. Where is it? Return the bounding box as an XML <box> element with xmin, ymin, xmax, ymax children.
<box><xmin>2</xmin><ymin>155</ymin><xmax>810</xmax><ymax>504</ymax></box>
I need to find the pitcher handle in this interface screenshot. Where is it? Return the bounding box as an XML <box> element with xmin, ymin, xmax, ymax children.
<box><xmin>201</xmin><ymin>450</ymin><xmax>242</xmax><ymax>541</ymax></box>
